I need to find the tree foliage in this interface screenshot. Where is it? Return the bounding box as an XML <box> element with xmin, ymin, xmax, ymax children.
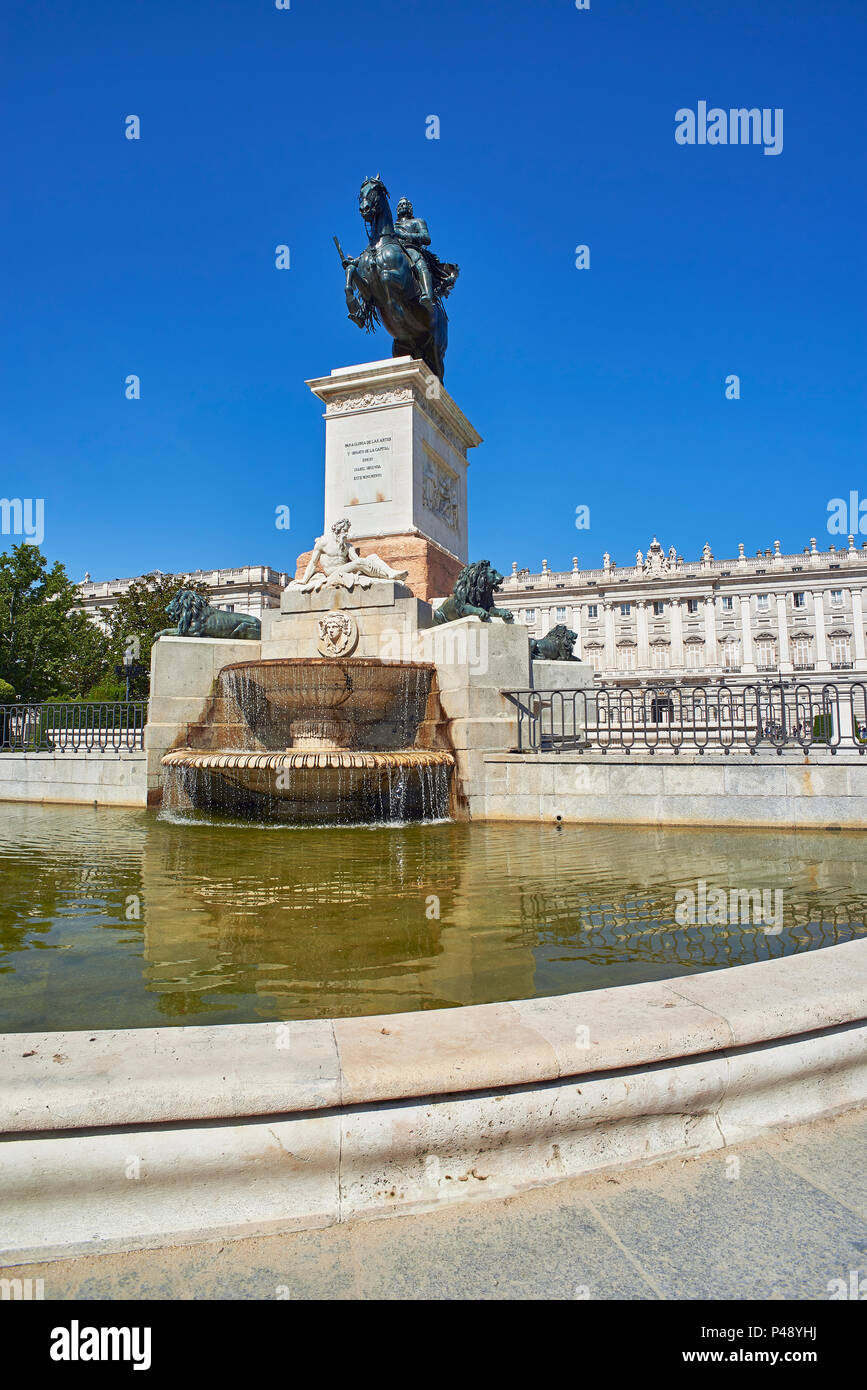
<box><xmin>0</xmin><ymin>543</ymin><xmax>110</xmax><ymax>700</ymax></box>
<box><xmin>100</xmin><ymin>573</ymin><xmax>210</xmax><ymax>699</ymax></box>
<box><xmin>0</xmin><ymin>549</ymin><xmax>211</xmax><ymax>700</ymax></box>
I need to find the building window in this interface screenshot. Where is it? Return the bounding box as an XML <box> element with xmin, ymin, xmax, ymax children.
<box><xmin>587</xmin><ymin>604</ymin><xmax>598</xmax><ymax>619</ymax></box>
<box><xmin>793</xmin><ymin>592</ymin><xmax>806</xmax><ymax>609</ymax></box>
<box><xmin>756</xmin><ymin>594</ymin><xmax>769</xmax><ymax>612</ymax></box>
<box><xmin>755</xmin><ymin>639</ymin><xmax>776</xmax><ymax>669</ymax></box>
<box><xmin>555</xmin><ymin>606</ymin><xmax>568</xmax><ymax>622</ymax></box>
<box><xmin>722</xmin><ymin>641</ymin><xmax>740</xmax><ymax>670</ymax></box>
<box><xmin>224</xmin><ymin>604</ymin><xmax>235</xmax><ymax>613</ymax></box>
<box><xmin>685</xmin><ymin>642</ymin><xmax>705</xmax><ymax>669</ymax></box>
<box><xmin>651</xmin><ymin>645</ymin><xmax>670</xmax><ymax>670</ymax></box>
<box><xmin>620</xmin><ymin>603</ymin><xmax>631</xmax><ymax>617</ymax></box>
<box><xmin>830</xmin><ymin>636</ymin><xmax>851</xmax><ymax>666</ymax></box>
<box><xmin>830</xmin><ymin>590</ymin><xmax>843</xmax><ymax>607</ymax></box>
<box><xmin>686</xmin><ymin>599</ymin><xmax>699</xmax><ymax>614</ymax></box>
<box><xmin>652</xmin><ymin>601</ymin><xmax>664</xmax><ymax>616</ymax></box>
<box><xmin>617</xmin><ymin>646</ymin><xmax>636</xmax><ymax>672</ymax></box>
<box><xmin>721</xmin><ymin>596</ymin><xmax>733</xmax><ymax>611</ymax></box>
<box><xmin>792</xmin><ymin>637</ymin><xmax>812</xmax><ymax>667</ymax></box>
<box><xmin>585</xmin><ymin>647</ymin><xmax>602</xmax><ymax>672</ymax></box>
<box><xmin>525</xmin><ymin>609</ymin><xmax>536</xmax><ymax>623</ymax></box>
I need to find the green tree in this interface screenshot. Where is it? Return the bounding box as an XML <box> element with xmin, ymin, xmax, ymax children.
<box><xmin>0</xmin><ymin>543</ymin><xmax>110</xmax><ymax>700</ymax></box>
<box><xmin>62</xmin><ymin>616</ymin><xmax>114</xmax><ymax>698</ymax></box>
<box><xmin>101</xmin><ymin>573</ymin><xmax>210</xmax><ymax>698</ymax></box>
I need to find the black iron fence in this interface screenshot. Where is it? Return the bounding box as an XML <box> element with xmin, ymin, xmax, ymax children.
<box><xmin>503</xmin><ymin>681</ymin><xmax>867</xmax><ymax>756</ymax></box>
<box><xmin>0</xmin><ymin>702</ymin><xmax>148</xmax><ymax>752</ymax></box>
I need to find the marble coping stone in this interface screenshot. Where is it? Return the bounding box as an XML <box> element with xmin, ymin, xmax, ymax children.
<box><xmin>1</xmin><ymin>939</ymin><xmax>865</xmax><ymax>1134</ymax></box>
<box><xmin>279</xmin><ymin>580</ymin><xmax>416</xmax><ymax>615</ymax></box>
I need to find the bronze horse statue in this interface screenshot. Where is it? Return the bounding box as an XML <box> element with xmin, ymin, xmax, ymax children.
<box><xmin>337</xmin><ymin>176</ymin><xmax>457</xmax><ymax>381</ymax></box>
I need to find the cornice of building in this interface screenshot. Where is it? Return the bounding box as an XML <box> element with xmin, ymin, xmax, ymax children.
<box><xmin>504</xmin><ymin>537</ymin><xmax>867</xmax><ymax>596</ymax></box>
<box><xmin>77</xmin><ymin>564</ymin><xmax>290</xmax><ymax>599</ymax></box>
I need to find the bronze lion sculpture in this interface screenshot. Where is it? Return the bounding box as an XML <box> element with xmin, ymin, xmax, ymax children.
<box><xmin>530</xmin><ymin>625</ymin><xmax>579</xmax><ymax>661</ymax></box>
<box><xmin>156</xmin><ymin>589</ymin><xmax>262</xmax><ymax>640</ymax></box>
<box><xmin>433</xmin><ymin>560</ymin><xmax>515</xmax><ymax>625</ymax></box>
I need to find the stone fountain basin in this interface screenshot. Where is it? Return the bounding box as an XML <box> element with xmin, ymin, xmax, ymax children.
<box><xmin>218</xmin><ymin>658</ymin><xmax>436</xmax><ymax>751</ymax></box>
<box><xmin>161</xmin><ymin>748</ymin><xmax>455</xmax><ymax>825</ymax></box>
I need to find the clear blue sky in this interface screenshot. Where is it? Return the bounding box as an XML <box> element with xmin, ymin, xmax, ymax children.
<box><xmin>3</xmin><ymin>0</ymin><xmax>865</xmax><ymax>582</ymax></box>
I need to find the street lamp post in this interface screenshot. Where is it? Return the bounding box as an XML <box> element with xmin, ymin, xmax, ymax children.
<box><xmin>114</xmin><ymin>647</ymin><xmax>145</xmax><ymax>702</ymax></box>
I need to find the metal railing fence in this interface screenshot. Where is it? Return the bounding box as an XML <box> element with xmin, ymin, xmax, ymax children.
<box><xmin>503</xmin><ymin>680</ymin><xmax>867</xmax><ymax>756</ymax></box>
<box><xmin>0</xmin><ymin>702</ymin><xmax>148</xmax><ymax>752</ymax></box>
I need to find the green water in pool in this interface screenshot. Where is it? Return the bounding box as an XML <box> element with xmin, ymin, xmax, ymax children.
<box><xmin>0</xmin><ymin>803</ymin><xmax>864</xmax><ymax>1031</ymax></box>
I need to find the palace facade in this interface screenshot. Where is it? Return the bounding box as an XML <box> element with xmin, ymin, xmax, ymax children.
<box><xmin>78</xmin><ymin>537</ymin><xmax>867</xmax><ymax>687</ymax></box>
<box><xmin>77</xmin><ymin>565</ymin><xmax>290</xmax><ymax>627</ymax></box>
<box><xmin>498</xmin><ymin>536</ymin><xmax>867</xmax><ymax>682</ymax></box>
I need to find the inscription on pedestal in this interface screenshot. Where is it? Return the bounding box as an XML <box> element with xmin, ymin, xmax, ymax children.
<box><xmin>343</xmin><ymin>431</ymin><xmax>394</xmax><ymax>506</ymax></box>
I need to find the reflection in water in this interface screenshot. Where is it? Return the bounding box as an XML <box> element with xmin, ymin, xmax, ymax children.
<box><xmin>0</xmin><ymin>803</ymin><xmax>865</xmax><ymax>1032</ymax></box>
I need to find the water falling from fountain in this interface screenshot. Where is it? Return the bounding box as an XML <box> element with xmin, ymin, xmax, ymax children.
<box><xmin>161</xmin><ymin>659</ymin><xmax>455</xmax><ymax>825</ymax></box>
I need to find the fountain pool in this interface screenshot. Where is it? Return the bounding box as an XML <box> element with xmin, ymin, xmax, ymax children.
<box><xmin>1</xmin><ymin>803</ymin><xmax>866</xmax><ymax>1032</ymax></box>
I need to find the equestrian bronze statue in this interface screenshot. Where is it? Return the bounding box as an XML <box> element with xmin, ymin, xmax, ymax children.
<box><xmin>335</xmin><ymin>176</ymin><xmax>459</xmax><ymax>381</ymax></box>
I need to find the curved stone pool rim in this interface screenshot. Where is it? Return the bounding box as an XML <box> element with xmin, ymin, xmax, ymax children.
<box><xmin>1</xmin><ymin>939</ymin><xmax>866</xmax><ymax>1262</ymax></box>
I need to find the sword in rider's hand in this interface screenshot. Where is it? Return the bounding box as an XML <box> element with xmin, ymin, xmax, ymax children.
<box><xmin>333</xmin><ymin>235</ymin><xmax>355</xmax><ymax>269</ymax></box>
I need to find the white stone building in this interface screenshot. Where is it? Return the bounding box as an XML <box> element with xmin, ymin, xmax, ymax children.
<box><xmin>499</xmin><ymin>536</ymin><xmax>867</xmax><ymax>682</ymax></box>
<box><xmin>77</xmin><ymin>565</ymin><xmax>290</xmax><ymax>628</ymax></box>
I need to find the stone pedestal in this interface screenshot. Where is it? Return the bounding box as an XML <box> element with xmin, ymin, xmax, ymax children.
<box><xmin>301</xmin><ymin>357</ymin><xmax>481</xmax><ymax>603</ymax></box>
<box><xmin>530</xmin><ymin>659</ymin><xmax>595</xmax><ymax>743</ymax></box>
<box><xmin>531</xmin><ymin>659</ymin><xmax>595</xmax><ymax>692</ymax></box>
<box><xmin>407</xmin><ymin>618</ymin><xmax>532</xmax><ymax>809</ymax></box>
<box><xmin>145</xmin><ymin>636</ymin><xmax>262</xmax><ymax>801</ymax></box>
<box><xmin>262</xmin><ymin>580</ymin><xmax>433</xmax><ymax>662</ymax></box>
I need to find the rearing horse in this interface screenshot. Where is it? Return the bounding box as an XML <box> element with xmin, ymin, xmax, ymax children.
<box><xmin>340</xmin><ymin>176</ymin><xmax>450</xmax><ymax>381</ymax></box>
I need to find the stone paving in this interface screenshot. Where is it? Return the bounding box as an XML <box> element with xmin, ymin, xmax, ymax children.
<box><xmin>5</xmin><ymin>1108</ymin><xmax>866</xmax><ymax>1300</ymax></box>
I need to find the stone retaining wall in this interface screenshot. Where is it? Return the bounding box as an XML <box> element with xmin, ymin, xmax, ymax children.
<box><xmin>476</xmin><ymin>750</ymin><xmax>867</xmax><ymax>827</ymax></box>
<box><xmin>0</xmin><ymin>751</ymin><xmax>148</xmax><ymax>807</ymax></box>
<box><xmin>2</xmin><ymin>939</ymin><xmax>864</xmax><ymax>1261</ymax></box>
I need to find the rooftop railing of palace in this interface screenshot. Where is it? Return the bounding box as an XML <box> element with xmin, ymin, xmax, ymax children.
<box><xmin>503</xmin><ymin>680</ymin><xmax>867</xmax><ymax>756</ymax></box>
<box><xmin>77</xmin><ymin>566</ymin><xmax>291</xmax><ymax>601</ymax></box>
<box><xmin>0</xmin><ymin>702</ymin><xmax>148</xmax><ymax>752</ymax></box>
<box><xmin>505</xmin><ymin>544</ymin><xmax>867</xmax><ymax>590</ymax></box>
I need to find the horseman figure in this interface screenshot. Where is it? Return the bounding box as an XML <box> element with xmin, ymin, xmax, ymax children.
<box><xmin>336</xmin><ymin>175</ymin><xmax>459</xmax><ymax>381</ymax></box>
<box><xmin>394</xmin><ymin>197</ymin><xmax>458</xmax><ymax>311</ymax></box>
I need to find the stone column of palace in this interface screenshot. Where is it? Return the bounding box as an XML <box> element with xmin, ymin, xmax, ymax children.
<box><xmin>851</xmin><ymin>588</ymin><xmax>866</xmax><ymax>666</ymax></box>
<box><xmin>571</xmin><ymin>603</ymin><xmax>583</xmax><ymax>655</ymax></box>
<box><xmin>603</xmin><ymin>601</ymin><xmax>616</xmax><ymax>670</ymax></box>
<box><xmin>669</xmin><ymin>598</ymin><xmax>684</xmax><ymax>669</ymax></box>
<box><xmin>776</xmin><ymin>594</ymin><xmax>792</xmax><ymax>671</ymax></box>
<box><xmin>813</xmin><ymin>589</ymin><xmax>829</xmax><ymax>671</ymax></box>
<box><xmin>636</xmin><ymin>600</ymin><xmax>650</xmax><ymax>671</ymax></box>
<box><xmin>703</xmin><ymin>596</ymin><xmax>718</xmax><ymax>668</ymax></box>
<box><xmin>740</xmin><ymin>594</ymin><xmax>755</xmax><ymax>673</ymax></box>
<box><xmin>299</xmin><ymin>357</ymin><xmax>480</xmax><ymax>604</ymax></box>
